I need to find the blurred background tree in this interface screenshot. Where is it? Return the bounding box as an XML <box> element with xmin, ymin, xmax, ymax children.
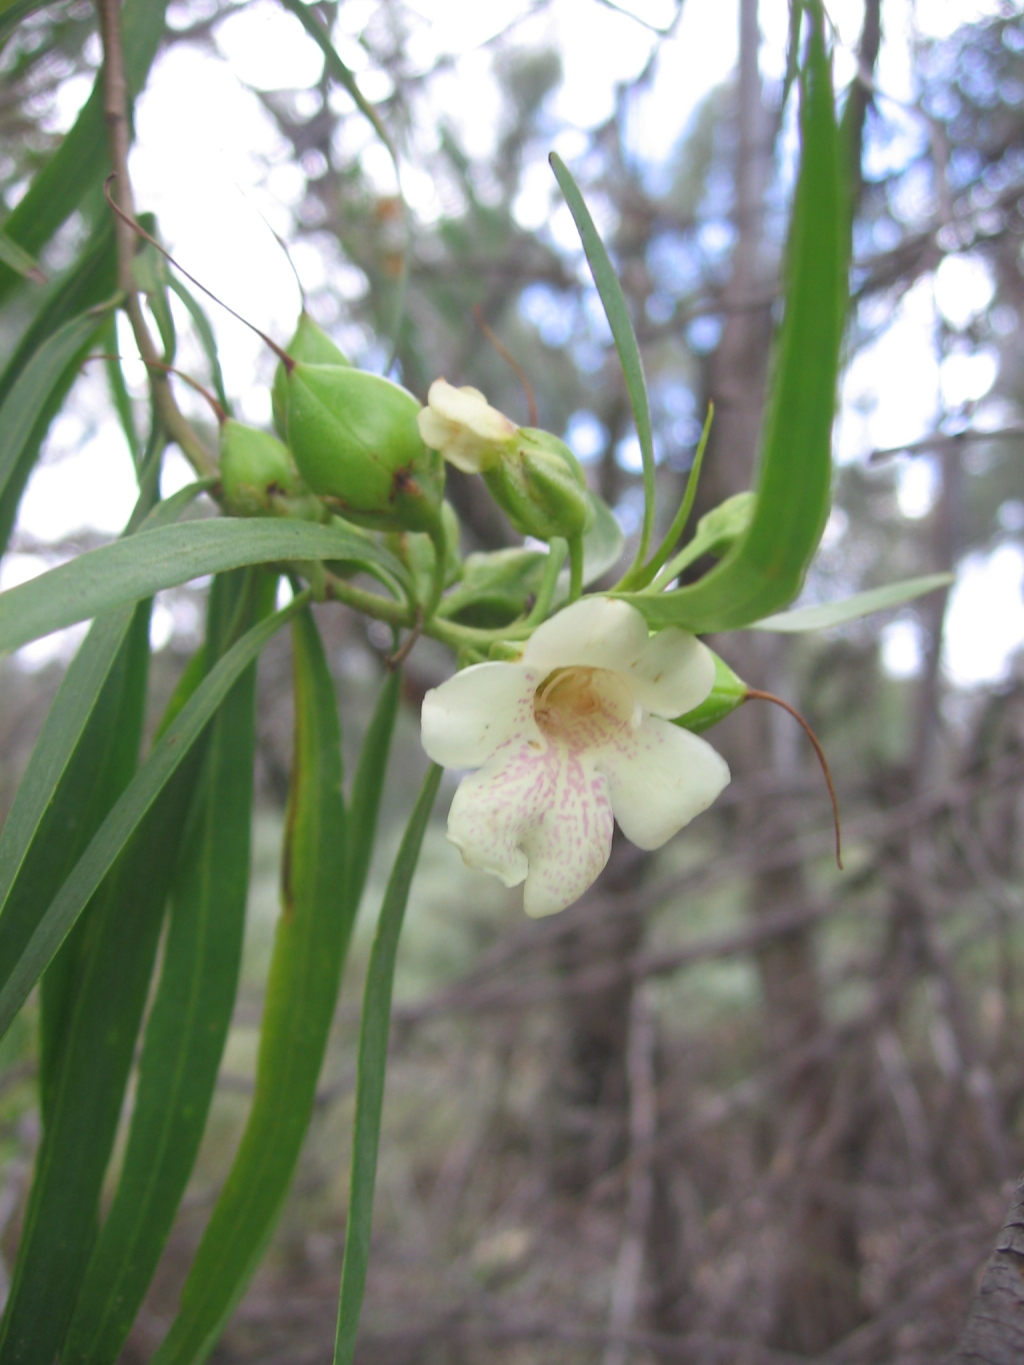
<box><xmin>1</xmin><ymin>1</ymin><xmax>1023</xmax><ymax>1361</ymax></box>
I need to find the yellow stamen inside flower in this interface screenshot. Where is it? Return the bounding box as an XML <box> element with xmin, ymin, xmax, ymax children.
<box><xmin>533</xmin><ymin>667</ymin><xmax>640</xmax><ymax>747</ymax></box>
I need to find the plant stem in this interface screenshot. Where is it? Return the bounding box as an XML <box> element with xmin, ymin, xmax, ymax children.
<box><xmin>97</xmin><ymin>0</ymin><xmax>216</xmax><ymax>480</ymax></box>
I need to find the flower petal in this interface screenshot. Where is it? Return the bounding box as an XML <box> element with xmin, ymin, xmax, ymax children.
<box><xmin>421</xmin><ymin>662</ymin><xmax>542</xmax><ymax>770</ymax></box>
<box><xmin>446</xmin><ymin>739</ymin><xmax>614</xmax><ymax>917</ymax></box>
<box><xmin>596</xmin><ymin>716</ymin><xmax>730</xmax><ymax>850</ymax></box>
<box><xmin>624</xmin><ymin>629</ymin><xmax>716</xmax><ymax>717</ymax></box>
<box><xmin>523</xmin><ymin>596</ymin><xmax>650</xmax><ymax>675</ymax></box>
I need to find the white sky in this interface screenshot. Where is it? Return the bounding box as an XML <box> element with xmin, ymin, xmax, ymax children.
<box><xmin>4</xmin><ymin>0</ymin><xmax>1022</xmax><ymax>685</ymax></box>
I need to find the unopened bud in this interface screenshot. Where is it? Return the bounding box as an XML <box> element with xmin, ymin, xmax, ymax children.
<box><xmin>285</xmin><ymin>363</ymin><xmax>444</xmax><ymax>534</ymax></box>
<box><xmin>220</xmin><ymin>420</ymin><xmax>312</xmax><ymax>518</ymax></box>
<box><xmin>483</xmin><ymin>428</ymin><xmax>592</xmax><ymax>542</ymax></box>
<box><xmin>272</xmin><ymin>314</ymin><xmax>349</xmax><ymax>438</ymax></box>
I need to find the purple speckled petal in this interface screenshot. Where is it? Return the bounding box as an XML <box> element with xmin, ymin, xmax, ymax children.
<box><xmin>421</xmin><ymin>662</ymin><xmax>542</xmax><ymax>770</ymax></box>
<box><xmin>595</xmin><ymin>715</ymin><xmax>730</xmax><ymax>850</ymax></box>
<box><xmin>446</xmin><ymin>737</ymin><xmax>614</xmax><ymax>917</ymax></box>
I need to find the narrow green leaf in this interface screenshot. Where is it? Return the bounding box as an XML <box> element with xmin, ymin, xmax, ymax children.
<box><xmin>102</xmin><ymin>317</ymin><xmax>143</xmax><ymax>467</ymax></box>
<box><xmin>152</xmin><ymin>605</ymin><xmax>348</xmax><ymax>1365</ymax></box>
<box><xmin>0</xmin><ymin>310</ymin><xmax>112</xmax><ymax>508</ymax></box>
<box><xmin>616</xmin><ymin>10</ymin><xmax>846</xmax><ymax>633</ymax></box>
<box><xmin>0</xmin><ymin>0</ymin><xmax>169</xmax><ymax>307</ymax></box>
<box><xmin>0</xmin><ymin>519</ymin><xmax>409</xmax><ymax>656</ymax></box>
<box><xmin>549</xmin><ymin>153</ymin><xmax>655</xmax><ymax>569</ymax></box>
<box><xmin>748</xmin><ymin>573</ymin><xmax>954</xmax><ymax>633</ymax></box>
<box><xmin>37</xmin><ymin>602</ymin><xmax>152</xmax><ymax>1127</ymax></box>
<box><xmin>333</xmin><ymin>763</ymin><xmax>442</xmax><ymax>1365</ymax></box>
<box><xmin>0</xmin><ymin>232</ymin><xmax>45</xmax><ymax>284</ymax></box>
<box><xmin>168</xmin><ymin>277</ymin><xmax>231</xmax><ymax>412</ymax></box>
<box><xmin>0</xmin><ymin>485</ymin><xmax>206</xmax><ymax>977</ymax></box>
<box><xmin>0</xmin><ymin>222</ymin><xmax>116</xmax><ymax>554</ymax></box>
<box><xmin>346</xmin><ymin>669</ymin><xmax>401</xmax><ymax>910</ymax></box>
<box><xmin>62</xmin><ymin>575</ymin><xmax>269</xmax><ymax>1365</ymax></box>
<box><xmin>0</xmin><ymin>753</ymin><xmax>204</xmax><ymax>1365</ymax></box>
<box><xmin>0</xmin><ymin>591</ymin><xmax>309</xmax><ymax>1042</ymax></box>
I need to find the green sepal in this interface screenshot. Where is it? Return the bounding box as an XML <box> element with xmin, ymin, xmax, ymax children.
<box><xmin>219</xmin><ymin>420</ymin><xmax>328</xmax><ymax>522</ymax></box>
<box><xmin>272</xmin><ymin>313</ymin><xmax>349</xmax><ymax>438</ymax></box>
<box><xmin>285</xmin><ymin>363</ymin><xmax>444</xmax><ymax>533</ymax></box>
<box><xmin>674</xmin><ymin>651</ymin><xmax>748</xmax><ymax>734</ymax></box>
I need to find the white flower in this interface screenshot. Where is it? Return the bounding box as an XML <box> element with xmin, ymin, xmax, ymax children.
<box><xmin>417</xmin><ymin>379</ymin><xmax>518</xmax><ymax>474</ymax></box>
<box><xmin>421</xmin><ymin>596</ymin><xmax>730</xmax><ymax>917</ymax></box>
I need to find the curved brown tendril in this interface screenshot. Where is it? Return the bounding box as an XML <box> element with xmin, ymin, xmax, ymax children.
<box><xmin>103</xmin><ymin>175</ymin><xmax>293</xmax><ymax>368</ymax></box>
<box><xmin>744</xmin><ymin>688</ymin><xmax>844</xmax><ymax>870</ymax></box>
<box><xmin>472</xmin><ymin>304</ymin><xmax>538</xmax><ymax>426</ymax></box>
<box><xmin>86</xmin><ymin>353</ymin><xmax>226</xmax><ymax>423</ymax></box>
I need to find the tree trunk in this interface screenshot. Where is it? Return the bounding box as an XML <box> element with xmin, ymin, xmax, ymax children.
<box><xmin>953</xmin><ymin>1182</ymin><xmax>1024</xmax><ymax>1365</ymax></box>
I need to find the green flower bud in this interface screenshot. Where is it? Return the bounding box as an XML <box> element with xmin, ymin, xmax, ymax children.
<box><xmin>221</xmin><ymin>420</ymin><xmax>294</xmax><ymax>513</ymax></box>
<box><xmin>482</xmin><ymin>428</ymin><xmax>592</xmax><ymax>542</ymax></box>
<box><xmin>272</xmin><ymin>314</ymin><xmax>350</xmax><ymax>438</ymax></box>
<box><xmin>285</xmin><ymin>363</ymin><xmax>445</xmax><ymax>534</ymax></box>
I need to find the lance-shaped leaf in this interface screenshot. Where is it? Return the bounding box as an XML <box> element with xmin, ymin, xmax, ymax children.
<box><xmin>0</xmin><ymin>519</ymin><xmax>410</xmax><ymax>656</ymax></box>
<box><xmin>0</xmin><ymin>232</ymin><xmax>44</xmax><ymax>283</ymax></box>
<box><xmin>746</xmin><ymin>572</ymin><xmax>954</xmax><ymax>633</ymax></box>
<box><xmin>0</xmin><ymin>591</ymin><xmax>308</xmax><ymax>1042</ymax></box>
<box><xmin>0</xmin><ymin>0</ymin><xmax>168</xmax><ymax>306</ymax></box>
<box><xmin>346</xmin><ymin>668</ymin><xmax>402</xmax><ymax>910</ymax></box>
<box><xmin>333</xmin><ymin>763</ymin><xmax>442</xmax><ymax>1365</ymax></box>
<box><xmin>0</xmin><ymin>736</ymin><xmax>204</xmax><ymax>1364</ymax></box>
<box><xmin>0</xmin><ymin>484</ymin><xmax>206</xmax><ymax>999</ymax></box>
<box><xmin>61</xmin><ymin>573</ymin><xmax>270</xmax><ymax>1365</ymax></box>
<box><xmin>549</xmin><ymin>153</ymin><xmax>656</xmax><ymax>571</ymax></box>
<box><xmin>36</xmin><ymin>603</ymin><xmax>151</xmax><ymax>1128</ymax></box>
<box><xmin>0</xmin><ymin>310</ymin><xmax>113</xmax><ymax>515</ymax></box>
<box><xmin>617</xmin><ymin>9</ymin><xmax>846</xmax><ymax>633</ymax></box>
<box><xmin>151</xmin><ymin>605</ymin><xmax>348</xmax><ymax>1365</ymax></box>
<box><xmin>0</xmin><ymin>222</ymin><xmax>116</xmax><ymax>554</ymax></box>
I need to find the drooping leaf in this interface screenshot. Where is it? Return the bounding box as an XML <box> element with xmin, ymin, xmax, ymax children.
<box><xmin>0</xmin><ymin>222</ymin><xmax>117</xmax><ymax>553</ymax></box>
<box><xmin>0</xmin><ymin>232</ymin><xmax>44</xmax><ymax>284</ymax></box>
<box><xmin>0</xmin><ymin>310</ymin><xmax>114</xmax><ymax>512</ymax></box>
<box><xmin>0</xmin><ymin>743</ymin><xmax>204</xmax><ymax>1364</ymax></box>
<box><xmin>36</xmin><ymin>602</ymin><xmax>151</xmax><ymax>1127</ymax></box>
<box><xmin>747</xmin><ymin>572</ymin><xmax>954</xmax><ymax>633</ymax></box>
<box><xmin>617</xmin><ymin>9</ymin><xmax>846</xmax><ymax>633</ymax></box>
<box><xmin>0</xmin><ymin>0</ymin><xmax>169</xmax><ymax>307</ymax></box>
<box><xmin>167</xmin><ymin>276</ymin><xmax>231</xmax><ymax>412</ymax></box>
<box><xmin>0</xmin><ymin>519</ymin><xmax>410</xmax><ymax>655</ymax></box>
<box><xmin>0</xmin><ymin>484</ymin><xmax>206</xmax><ymax>985</ymax></box>
<box><xmin>152</xmin><ymin>605</ymin><xmax>349</xmax><ymax>1365</ymax></box>
<box><xmin>0</xmin><ymin>590</ymin><xmax>309</xmax><ymax>1041</ymax></box>
<box><xmin>549</xmin><ymin>153</ymin><xmax>656</xmax><ymax>570</ymax></box>
<box><xmin>61</xmin><ymin>573</ymin><xmax>271</xmax><ymax>1365</ymax></box>
<box><xmin>333</xmin><ymin>763</ymin><xmax>442</xmax><ymax>1365</ymax></box>
<box><xmin>346</xmin><ymin>668</ymin><xmax>402</xmax><ymax>910</ymax></box>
